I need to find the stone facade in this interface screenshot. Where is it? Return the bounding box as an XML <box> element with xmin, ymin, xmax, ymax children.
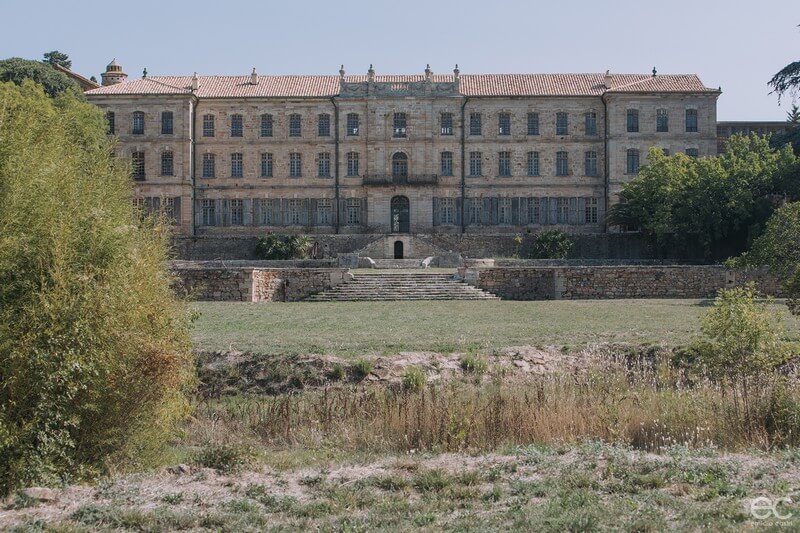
<box><xmin>86</xmin><ymin>63</ymin><xmax>719</xmax><ymax>239</ymax></box>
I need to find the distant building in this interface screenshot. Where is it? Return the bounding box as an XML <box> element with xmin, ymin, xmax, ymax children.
<box><xmin>51</xmin><ymin>62</ymin><xmax>99</xmax><ymax>91</ymax></box>
<box><xmin>716</xmin><ymin>121</ymin><xmax>787</xmax><ymax>153</ymax></box>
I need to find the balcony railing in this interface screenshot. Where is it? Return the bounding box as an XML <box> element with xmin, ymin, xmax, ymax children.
<box><xmin>362</xmin><ymin>174</ymin><xmax>438</xmax><ymax>186</ymax></box>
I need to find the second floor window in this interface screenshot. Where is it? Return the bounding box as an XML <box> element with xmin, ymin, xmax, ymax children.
<box><xmin>585</xmin><ymin>112</ymin><xmax>597</xmax><ymax>136</ymax></box>
<box><xmin>289</xmin><ymin>114</ymin><xmax>302</xmax><ymax>137</ymax></box>
<box><xmin>686</xmin><ymin>109</ymin><xmax>698</xmax><ymax>132</ymax></box>
<box><xmin>106</xmin><ymin>111</ymin><xmax>115</xmax><ymax>135</ymax></box>
<box><xmin>469</xmin><ymin>151</ymin><xmax>482</xmax><ymax>176</ymax></box>
<box><xmin>527</xmin><ymin>151</ymin><xmax>540</xmax><ymax>176</ymax></box>
<box><xmin>260</xmin><ymin>114</ymin><xmax>273</xmax><ymax>137</ymax></box>
<box><xmin>498</xmin><ymin>151</ymin><xmax>511</xmax><ymax>176</ymax></box>
<box><xmin>318</xmin><ymin>113</ymin><xmax>330</xmax><ymax>137</ymax></box>
<box><xmin>469</xmin><ymin>113</ymin><xmax>482</xmax><ymax>135</ymax></box>
<box><xmin>441</xmin><ymin>151</ymin><xmax>453</xmax><ymax>176</ymax></box>
<box><xmin>393</xmin><ymin>112</ymin><xmax>407</xmax><ymax>137</ymax></box>
<box><xmin>626</xmin><ymin>148</ymin><xmax>640</xmax><ymax>174</ymax></box>
<box><xmin>230</xmin><ymin>114</ymin><xmax>243</xmax><ymax>137</ymax></box>
<box><xmin>161</xmin><ymin>111</ymin><xmax>173</xmax><ymax>134</ymax></box>
<box><xmin>627</xmin><ymin>109</ymin><xmax>639</xmax><ymax>132</ymax></box>
<box><xmin>347</xmin><ymin>113</ymin><xmax>359</xmax><ymax>135</ymax></box>
<box><xmin>132</xmin><ymin>111</ymin><xmax>144</xmax><ymax>135</ymax></box>
<box><xmin>347</xmin><ymin>151</ymin><xmax>359</xmax><ymax>176</ymax></box>
<box><xmin>260</xmin><ymin>153</ymin><xmax>273</xmax><ymax>177</ymax></box>
<box><xmin>289</xmin><ymin>153</ymin><xmax>302</xmax><ymax>177</ymax></box>
<box><xmin>161</xmin><ymin>151</ymin><xmax>174</xmax><ymax>176</ymax></box>
<box><xmin>202</xmin><ymin>153</ymin><xmax>215</xmax><ymax>178</ymax></box>
<box><xmin>203</xmin><ymin>114</ymin><xmax>215</xmax><ymax>137</ymax></box>
<box><xmin>230</xmin><ymin>153</ymin><xmax>243</xmax><ymax>177</ymax></box>
<box><xmin>656</xmin><ymin>109</ymin><xmax>669</xmax><ymax>132</ymax></box>
<box><xmin>556</xmin><ymin>151</ymin><xmax>569</xmax><ymax>176</ymax></box>
<box><xmin>556</xmin><ymin>112</ymin><xmax>569</xmax><ymax>135</ymax></box>
<box><xmin>441</xmin><ymin>112</ymin><xmax>453</xmax><ymax>135</ymax></box>
<box><xmin>498</xmin><ymin>113</ymin><xmax>511</xmax><ymax>136</ymax></box>
<box><xmin>584</xmin><ymin>151</ymin><xmax>598</xmax><ymax>176</ymax></box>
<box><xmin>132</xmin><ymin>151</ymin><xmax>145</xmax><ymax>179</ymax></box>
<box><xmin>318</xmin><ymin>152</ymin><xmax>331</xmax><ymax>177</ymax></box>
<box><xmin>527</xmin><ymin>112</ymin><xmax>539</xmax><ymax>135</ymax></box>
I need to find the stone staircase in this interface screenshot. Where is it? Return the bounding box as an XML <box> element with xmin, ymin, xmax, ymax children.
<box><xmin>370</xmin><ymin>258</ymin><xmax>428</xmax><ymax>269</ymax></box>
<box><xmin>304</xmin><ymin>272</ymin><xmax>500</xmax><ymax>301</ymax></box>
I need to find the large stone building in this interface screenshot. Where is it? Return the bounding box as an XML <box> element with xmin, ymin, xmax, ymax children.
<box><xmin>85</xmin><ymin>61</ymin><xmax>720</xmax><ymax>239</ymax></box>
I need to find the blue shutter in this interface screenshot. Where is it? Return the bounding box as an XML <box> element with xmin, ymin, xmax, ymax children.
<box><xmin>549</xmin><ymin>197</ymin><xmax>558</xmax><ymax>225</ymax></box>
<box><xmin>432</xmin><ymin>197</ymin><xmax>440</xmax><ymax>226</ymax></box>
<box><xmin>194</xmin><ymin>199</ymin><xmax>203</xmax><ymax>227</ymax></box>
<box><xmin>243</xmin><ymin>199</ymin><xmax>253</xmax><ymax>226</ymax></box>
<box><xmin>577</xmin><ymin>198</ymin><xmax>586</xmax><ymax>224</ymax></box>
<box><xmin>301</xmin><ymin>198</ymin><xmax>310</xmax><ymax>226</ymax></box>
<box><xmin>173</xmin><ymin>196</ymin><xmax>181</xmax><ymax>225</ymax></box>
<box><xmin>519</xmin><ymin>197</ymin><xmax>528</xmax><ymax>225</ymax></box>
<box><xmin>539</xmin><ymin>198</ymin><xmax>549</xmax><ymax>225</ymax></box>
<box><xmin>511</xmin><ymin>197</ymin><xmax>520</xmax><ymax>225</ymax></box>
<box><xmin>221</xmin><ymin>199</ymin><xmax>230</xmax><ymax>226</ymax></box>
<box><xmin>482</xmin><ymin>197</ymin><xmax>492</xmax><ymax>225</ymax></box>
<box><xmin>490</xmin><ymin>197</ymin><xmax>499</xmax><ymax>225</ymax></box>
<box><xmin>569</xmin><ymin>198</ymin><xmax>578</xmax><ymax>224</ymax></box>
<box><xmin>253</xmin><ymin>199</ymin><xmax>262</xmax><ymax>226</ymax></box>
<box><xmin>361</xmin><ymin>198</ymin><xmax>368</xmax><ymax>227</ymax></box>
<box><xmin>455</xmin><ymin>197</ymin><xmax>462</xmax><ymax>226</ymax></box>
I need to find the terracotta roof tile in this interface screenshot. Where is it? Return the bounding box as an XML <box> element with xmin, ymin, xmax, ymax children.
<box><xmin>85</xmin><ymin>73</ymin><xmax>718</xmax><ymax>98</ymax></box>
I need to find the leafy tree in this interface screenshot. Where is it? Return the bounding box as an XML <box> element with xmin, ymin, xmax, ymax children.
<box><xmin>528</xmin><ymin>230</ymin><xmax>573</xmax><ymax>259</ymax></box>
<box><xmin>608</xmin><ymin>138</ymin><xmax>798</xmax><ymax>261</ymax></box>
<box><xmin>0</xmin><ymin>57</ymin><xmax>82</xmax><ymax>98</ymax></box>
<box><xmin>0</xmin><ymin>81</ymin><xmax>193</xmax><ymax>494</ymax></box>
<box><xmin>772</xmin><ymin>103</ymin><xmax>800</xmax><ymax>155</ymax></box>
<box><xmin>42</xmin><ymin>50</ymin><xmax>71</xmax><ymax>69</ymax></box>
<box><xmin>254</xmin><ymin>234</ymin><xmax>313</xmax><ymax>260</ymax></box>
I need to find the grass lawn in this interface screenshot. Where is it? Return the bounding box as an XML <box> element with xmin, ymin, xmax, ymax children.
<box><xmin>191</xmin><ymin>299</ymin><xmax>799</xmax><ymax>355</ymax></box>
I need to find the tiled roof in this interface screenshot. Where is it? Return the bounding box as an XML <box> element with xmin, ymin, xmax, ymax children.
<box><xmin>85</xmin><ymin>73</ymin><xmax>718</xmax><ymax>98</ymax></box>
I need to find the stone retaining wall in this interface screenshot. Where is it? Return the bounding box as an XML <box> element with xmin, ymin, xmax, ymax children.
<box><xmin>460</xmin><ymin>266</ymin><xmax>783</xmax><ymax>300</ymax></box>
<box><xmin>172</xmin><ymin>267</ymin><xmax>349</xmax><ymax>302</ymax></box>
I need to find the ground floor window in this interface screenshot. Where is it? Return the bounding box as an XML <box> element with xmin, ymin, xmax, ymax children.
<box><xmin>346</xmin><ymin>198</ymin><xmax>361</xmax><ymax>225</ymax></box>
<box><xmin>499</xmin><ymin>198</ymin><xmax>512</xmax><ymax>225</ymax></box>
<box><xmin>229</xmin><ymin>199</ymin><xmax>244</xmax><ymax>226</ymax></box>
<box><xmin>439</xmin><ymin>198</ymin><xmax>455</xmax><ymax>225</ymax></box>
<box><xmin>317</xmin><ymin>198</ymin><xmax>332</xmax><ymax>225</ymax></box>
<box><xmin>202</xmin><ymin>199</ymin><xmax>216</xmax><ymax>226</ymax></box>
<box><xmin>585</xmin><ymin>197</ymin><xmax>599</xmax><ymax>223</ymax></box>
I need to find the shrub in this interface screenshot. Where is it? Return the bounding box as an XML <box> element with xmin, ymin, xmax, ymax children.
<box><xmin>193</xmin><ymin>443</ymin><xmax>253</xmax><ymax>474</ymax></box>
<box><xmin>402</xmin><ymin>367</ymin><xmax>426</xmax><ymax>391</ymax></box>
<box><xmin>460</xmin><ymin>354</ymin><xmax>488</xmax><ymax>375</ymax></box>
<box><xmin>529</xmin><ymin>230</ymin><xmax>573</xmax><ymax>259</ymax></box>
<box><xmin>352</xmin><ymin>359</ymin><xmax>374</xmax><ymax>381</ymax></box>
<box><xmin>0</xmin><ymin>81</ymin><xmax>193</xmax><ymax>495</ymax></box>
<box><xmin>254</xmin><ymin>234</ymin><xmax>312</xmax><ymax>260</ymax></box>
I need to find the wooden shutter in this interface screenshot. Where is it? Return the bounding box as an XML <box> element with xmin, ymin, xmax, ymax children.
<box><xmin>569</xmin><ymin>198</ymin><xmax>578</xmax><ymax>224</ymax></box>
<box><xmin>310</xmin><ymin>199</ymin><xmax>318</xmax><ymax>226</ymax></box>
<box><xmin>221</xmin><ymin>199</ymin><xmax>230</xmax><ymax>226</ymax></box>
<box><xmin>482</xmin><ymin>197</ymin><xmax>492</xmax><ymax>226</ymax></box>
<box><xmin>301</xmin><ymin>198</ymin><xmax>310</xmax><ymax>226</ymax></box>
<box><xmin>361</xmin><ymin>198</ymin><xmax>368</xmax><ymax>227</ymax></box>
<box><xmin>549</xmin><ymin>197</ymin><xmax>558</xmax><ymax>225</ymax></box>
<box><xmin>455</xmin><ymin>197</ymin><xmax>462</xmax><ymax>226</ymax></box>
<box><xmin>338</xmin><ymin>199</ymin><xmax>347</xmax><ymax>225</ymax></box>
<box><xmin>243</xmin><ymin>199</ymin><xmax>253</xmax><ymax>226</ymax></box>
<box><xmin>519</xmin><ymin>197</ymin><xmax>529</xmax><ymax>225</ymax></box>
<box><xmin>432</xmin><ymin>197</ymin><xmax>440</xmax><ymax>226</ymax></box>
<box><xmin>490</xmin><ymin>197</ymin><xmax>499</xmax><ymax>225</ymax></box>
<box><xmin>173</xmin><ymin>196</ymin><xmax>181</xmax><ymax>225</ymax></box>
<box><xmin>511</xmin><ymin>197</ymin><xmax>520</xmax><ymax>225</ymax></box>
<box><xmin>577</xmin><ymin>197</ymin><xmax>586</xmax><ymax>224</ymax></box>
<box><xmin>194</xmin><ymin>199</ymin><xmax>203</xmax><ymax>227</ymax></box>
<box><xmin>539</xmin><ymin>197</ymin><xmax>549</xmax><ymax>225</ymax></box>
<box><xmin>253</xmin><ymin>198</ymin><xmax>262</xmax><ymax>226</ymax></box>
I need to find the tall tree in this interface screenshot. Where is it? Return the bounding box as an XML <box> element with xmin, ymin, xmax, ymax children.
<box><xmin>768</xmin><ymin>25</ymin><xmax>800</xmax><ymax>102</ymax></box>
<box><xmin>0</xmin><ymin>57</ymin><xmax>81</xmax><ymax>98</ymax></box>
<box><xmin>42</xmin><ymin>50</ymin><xmax>71</xmax><ymax>69</ymax></box>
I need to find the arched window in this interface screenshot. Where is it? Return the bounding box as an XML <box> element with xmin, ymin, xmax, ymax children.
<box><xmin>391</xmin><ymin>152</ymin><xmax>408</xmax><ymax>178</ymax></box>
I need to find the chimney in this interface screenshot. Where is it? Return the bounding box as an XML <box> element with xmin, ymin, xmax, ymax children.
<box><xmin>251</xmin><ymin>68</ymin><xmax>258</xmax><ymax>85</ymax></box>
<box><xmin>367</xmin><ymin>64</ymin><xmax>375</xmax><ymax>83</ymax></box>
<box><xmin>425</xmin><ymin>63</ymin><xmax>432</xmax><ymax>81</ymax></box>
<box><xmin>339</xmin><ymin>64</ymin><xmax>346</xmax><ymax>80</ymax></box>
<box><xmin>191</xmin><ymin>72</ymin><xmax>199</xmax><ymax>91</ymax></box>
<box><xmin>604</xmin><ymin>70</ymin><xmax>613</xmax><ymax>89</ymax></box>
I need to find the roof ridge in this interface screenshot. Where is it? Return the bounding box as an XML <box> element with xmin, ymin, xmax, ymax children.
<box><xmin>141</xmin><ymin>76</ymin><xmax>192</xmax><ymax>92</ymax></box>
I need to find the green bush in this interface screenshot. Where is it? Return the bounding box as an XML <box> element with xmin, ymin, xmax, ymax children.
<box><xmin>529</xmin><ymin>230</ymin><xmax>573</xmax><ymax>259</ymax></box>
<box><xmin>254</xmin><ymin>234</ymin><xmax>312</xmax><ymax>260</ymax></box>
<box><xmin>0</xmin><ymin>81</ymin><xmax>193</xmax><ymax>495</ymax></box>
<box><xmin>402</xmin><ymin>367</ymin><xmax>426</xmax><ymax>391</ymax></box>
<box><xmin>352</xmin><ymin>359</ymin><xmax>374</xmax><ymax>381</ymax></box>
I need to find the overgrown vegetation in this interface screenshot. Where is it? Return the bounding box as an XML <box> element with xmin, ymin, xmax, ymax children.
<box><xmin>0</xmin><ymin>57</ymin><xmax>83</xmax><ymax>98</ymax></box>
<box><xmin>254</xmin><ymin>233</ymin><xmax>313</xmax><ymax>260</ymax></box>
<box><xmin>0</xmin><ymin>81</ymin><xmax>193</xmax><ymax>495</ymax></box>
<box><xmin>528</xmin><ymin>230</ymin><xmax>574</xmax><ymax>259</ymax></box>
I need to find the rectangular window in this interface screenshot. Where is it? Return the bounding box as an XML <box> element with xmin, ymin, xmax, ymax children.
<box><xmin>527</xmin><ymin>197</ymin><xmax>540</xmax><ymax>224</ymax></box>
<box><xmin>289</xmin><ymin>153</ymin><xmax>302</xmax><ymax>177</ymax></box>
<box><xmin>440</xmin><ymin>112</ymin><xmax>453</xmax><ymax>135</ymax></box>
<box><xmin>556</xmin><ymin>112</ymin><xmax>569</xmax><ymax>135</ymax></box>
<box><xmin>498</xmin><ymin>198</ymin><xmax>512</xmax><ymax>225</ymax></box>
<box><xmin>318</xmin><ymin>152</ymin><xmax>331</xmax><ymax>177</ymax></box>
<box><xmin>626</xmin><ymin>149</ymin><xmax>640</xmax><ymax>174</ymax></box>
<box><xmin>202</xmin><ymin>153</ymin><xmax>215</xmax><ymax>178</ymax></box>
<box><xmin>527</xmin><ymin>151</ymin><xmax>540</xmax><ymax>176</ymax></box>
<box><xmin>106</xmin><ymin>111</ymin><xmax>115</xmax><ymax>135</ymax></box>
<box><xmin>498</xmin><ymin>113</ymin><xmax>511</xmax><ymax>136</ymax></box>
<box><xmin>230</xmin><ymin>114</ymin><xmax>243</xmax><ymax>137</ymax></box>
<box><xmin>440</xmin><ymin>198</ymin><xmax>455</xmax><ymax>225</ymax></box>
<box><xmin>260</xmin><ymin>114</ymin><xmax>273</xmax><ymax>137</ymax></box>
<box><xmin>440</xmin><ymin>151</ymin><xmax>453</xmax><ymax>176</ymax></box>
<box><xmin>685</xmin><ymin>148</ymin><xmax>699</xmax><ymax>158</ymax></box>
<box><xmin>557</xmin><ymin>198</ymin><xmax>569</xmax><ymax>223</ymax></box>
<box><xmin>201</xmin><ymin>199</ymin><xmax>216</xmax><ymax>226</ymax></box>
<box><xmin>161</xmin><ymin>151</ymin><xmax>174</xmax><ymax>176</ymax></box>
<box><xmin>231</xmin><ymin>153</ymin><xmax>243</xmax><ymax>177</ymax></box>
<box><xmin>346</xmin><ymin>198</ymin><xmax>361</xmax><ymax>225</ymax></box>
<box><xmin>346</xmin><ymin>113</ymin><xmax>359</xmax><ymax>136</ymax></box>
<box><xmin>469</xmin><ymin>112</ymin><xmax>482</xmax><ymax>135</ymax></box>
<box><xmin>527</xmin><ymin>112</ymin><xmax>539</xmax><ymax>135</ymax></box>
<box><xmin>287</xmin><ymin>199</ymin><xmax>302</xmax><ymax>225</ymax></box>
<box><xmin>393</xmin><ymin>112</ymin><xmax>407</xmax><ymax>137</ymax></box>
<box><xmin>556</xmin><ymin>151</ymin><xmax>569</xmax><ymax>176</ymax></box>
<box><xmin>162</xmin><ymin>197</ymin><xmax>176</xmax><ymax>223</ymax></box>
<box><xmin>585</xmin><ymin>111</ymin><xmax>597</xmax><ymax>136</ymax></box>
<box><xmin>318</xmin><ymin>113</ymin><xmax>331</xmax><ymax>137</ymax></box>
<box><xmin>317</xmin><ymin>198</ymin><xmax>332</xmax><ymax>225</ymax></box>
<box><xmin>258</xmin><ymin>199</ymin><xmax>279</xmax><ymax>225</ymax></box>
<box><xmin>230</xmin><ymin>199</ymin><xmax>244</xmax><ymax>226</ymax></box>
<box><xmin>468</xmin><ymin>199</ymin><xmax>483</xmax><ymax>225</ymax></box>
<box><xmin>584</xmin><ymin>151</ymin><xmax>598</xmax><ymax>176</ymax></box>
<box><xmin>347</xmin><ymin>152</ymin><xmax>359</xmax><ymax>176</ymax></box>
<box><xmin>498</xmin><ymin>151</ymin><xmax>511</xmax><ymax>177</ymax></box>
<box><xmin>289</xmin><ymin>114</ymin><xmax>302</xmax><ymax>137</ymax></box>
<box><xmin>132</xmin><ymin>111</ymin><xmax>144</xmax><ymax>135</ymax></box>
<box><xmin>585</xmin><ymin>197</ymin><xmax>598</xmax><ymax>224</ymax></box>
<box><xmin>469</xmin><ymin>151</ymin><xmax>482</xmax><ymax>176</ymax></box>
<box><xmin>685</xmin><ymin>109</ymin><xmax>698</xmax><ymax>132</ymax></box>
<box><xmin>627</xmin><ymin>109</ymin><xmax>639</xmax><ymax>133</ymax></box>
<box><xmin>132</xmin><ymin>151</ymin><xmax>145</xmax><ymax>180</ymax></box>
<box><xmin>203</xmin><ymin>114</ymin><xmax>215</xmax><ymax>137</ymax></box>
<box><xmin>656</xmin><ymin>109</ymin><xmax>669</xmax><ymax>132</ymax></box>
<box><xmin>260</xmin><ymin>153</ymin><xmax>273</xmax><ymax>177</ymax></box>
<box><xmin>161</xmin><ymin>111</ymin><xmax>173</xmax><ymax>134</ymax></box>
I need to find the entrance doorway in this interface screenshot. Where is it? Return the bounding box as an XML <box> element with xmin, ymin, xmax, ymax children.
<box><xmin>394</xmin><ymin>240</ymin><xmax>404</xmax><ymax>259</ymax></box>
<box><xmin>391</xmin><ymin>196</ymin><xmax>410</xmax><ymax>233</ymax></box>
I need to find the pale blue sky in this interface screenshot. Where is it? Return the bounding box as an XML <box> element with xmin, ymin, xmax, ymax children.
<box><xmin>2</xmin><ymin>0</ymin><xmax>797</xmax><ymax>120</ymax></box>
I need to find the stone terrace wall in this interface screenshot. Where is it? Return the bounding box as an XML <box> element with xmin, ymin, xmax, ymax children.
<box><xmin>172</xmin><ymin>267</ymin><xmax>349</xmax><ymax>302</ymax></box>
<box><xmin>461</xmin><ymin>266</ymin><xmax>783</xmax><ymax>300</ymax></box>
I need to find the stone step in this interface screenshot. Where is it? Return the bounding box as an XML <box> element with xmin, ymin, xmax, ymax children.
<box><xmin>303</xmin><ymin>272</ymin><xmax>499</xmax><ymax>302</ymax></box>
